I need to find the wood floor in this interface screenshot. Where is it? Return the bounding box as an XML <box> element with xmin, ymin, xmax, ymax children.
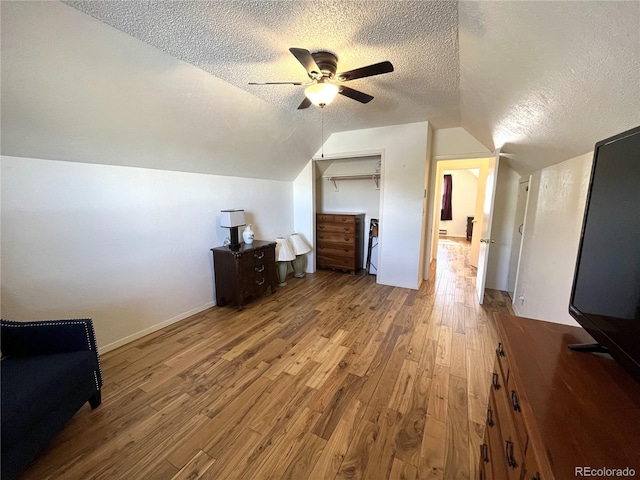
<box><xmin>22</xmin><ymin>237</ymin><xmax>514</xmax><ymax>480</ymax></box>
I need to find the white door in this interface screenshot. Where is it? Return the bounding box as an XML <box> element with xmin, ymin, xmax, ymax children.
<box><xmin>507</xmin><ymin>178</ymin><xmax>530</xmax><ymax>297</ymax></box>
<box><xmin>475</xmin><ymin>150</ymin><xmax>500</xmax><ymax>304</ymax></box>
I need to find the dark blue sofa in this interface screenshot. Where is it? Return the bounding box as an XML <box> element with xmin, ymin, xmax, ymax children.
<box><xmin>1</xmin><ymin>319</ymin><xmax>103</xmax><ymax>480</ymax></box>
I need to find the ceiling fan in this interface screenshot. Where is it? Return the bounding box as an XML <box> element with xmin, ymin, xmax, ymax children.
<box><xmin>249</xmin><ymin>48</ymin><xmax>394</xmax><ymax>109</ymax></box>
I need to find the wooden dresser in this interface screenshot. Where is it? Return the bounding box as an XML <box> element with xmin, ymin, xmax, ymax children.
<box><xmin>316</xmin><ymin>212</ymin><xmax>365</xmax><ymax>275</ymax></box>
<box><xmin>211</xmin><ymin>240</ymin><xmax>277</xmax><ymax>310</ymax></box>
<box><xmin>481</xmin><ymin>314</ymin><xmax>640</xmax><ymax>479</ymax></box>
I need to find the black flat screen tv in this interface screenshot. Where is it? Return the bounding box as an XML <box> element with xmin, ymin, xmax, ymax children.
<box><xmin>569</xmin><ymin>125</ymin><xmax>640</xmax><ymax>383</ymax></box>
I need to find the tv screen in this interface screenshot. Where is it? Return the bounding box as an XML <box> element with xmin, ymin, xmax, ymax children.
<box><xmin>570</xmin><ymin>125</ymin><xmax>640</xmax><ymax>383</ymax></box>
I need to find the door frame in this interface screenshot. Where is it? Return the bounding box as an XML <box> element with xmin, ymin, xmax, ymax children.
<box><xmin>428</xmin><ymin>156</ymin><xmax>493</xmax><ymax>269</ymax></box>
<box><xmin>311</xmin><ymin>149</ymin><xmax>386</xmax><ymax>282</ymax></box>
<box><xmin>510</xmin><ymin>175</ymin><xmax>532</xmax><ymax>306</ymax></box>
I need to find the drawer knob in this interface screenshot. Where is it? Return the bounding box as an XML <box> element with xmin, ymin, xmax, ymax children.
<box><xmin>319</xmin><ymin>225</ymin><xmax>325</xmax><ymax>230</ymax></box>
<box><xmin>480</xmin><ymin>443</ymin><xmax>489</xmax><ymax>463</ymax></box>
<box><xmin>497</xmin><ymin>342</ymin><xmax>506</xmax><ymax>357</ymax></box>
<box><xmin>256</xmin><ymin>278</ymin><xmax>265</xmax><ymax>286</ymax></box>
<box><xmin>255</xmin><ymin>265</ymin><xmax>265</xmax><ymax>273</ymax></box>
<box><xmin>486</xmin><ymin>407</ymin><xmax>494</xmax><ymax>427</ymax></box>
<box><xmin>344</xmin><ymin>237</ymin><xmax>350</xmax><ymax>242</ymax></box>
<box><xmin>492</xmin><ymin>372</ymin><xmax>501</xmax><ymax>390</ymax></box>
<box><xmin>510</xmin><ymin>390</ymin><xmax>521</xmax><ymax>412</ymax></box>
<box><xmin>255</xmin><ymin>252</ymin><xmax>265</xmax><ymax>259</ymax></box>
<box><xmin>505</xmin><ymin>440</ymin><xmax>517</xmax><ymax>469</ymax></box>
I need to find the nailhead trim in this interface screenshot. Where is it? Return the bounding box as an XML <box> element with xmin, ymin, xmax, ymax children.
<box><xmin>1</xmin><ymin>319</ymin><xmax>103</xmax><ymax>390</ymax></box>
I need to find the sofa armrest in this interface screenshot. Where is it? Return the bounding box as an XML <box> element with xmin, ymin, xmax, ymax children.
<box><xmin>1</xmin><ymin>319</ymin><xmax>103</xmax><ymax>388</ymax></box>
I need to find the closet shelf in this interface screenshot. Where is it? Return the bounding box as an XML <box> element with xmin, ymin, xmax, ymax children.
<box><xmin>325</xmin><ymin>173</ymin><xmax>380</xmax><ymax>190</ymax></box>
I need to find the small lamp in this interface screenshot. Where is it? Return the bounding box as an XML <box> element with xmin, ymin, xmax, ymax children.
<box><xmin>304</xmin><ymin>82</ymin><xmax>339</xmax><ymax>107</ymax></box>
<box><xmin>275</xmin><ymin>237</ymin><xmax>295</xmax><ymax>286</ymax></box>
<box><xmin>220</xmin><ymin>209</ymin><xmax>245</xmax><ymax>250</ymax></box>
<box><xmin>288</xmin><ymin>233</ymin><xmax>312</xmax><ymax>278</ymax></box>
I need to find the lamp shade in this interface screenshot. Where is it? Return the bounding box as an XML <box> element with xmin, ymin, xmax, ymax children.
<box><xmin>289</xmin><ymin>233</ymin><xmax>312</xmax><ymax>255</ymax></box>
<box><xmin>275</xmin><ymin>237</ymin><xmax>296</xmax><ymax>261</ymax></box>
<box><xmin>220</xmin><ymin>209</ymin><xmax>246</xmax><ymax>228</ymax></box>
<box><xmin>304</xmin><ymin>83</ymin><xmax>339</xmax><ymax>107</ymax></box>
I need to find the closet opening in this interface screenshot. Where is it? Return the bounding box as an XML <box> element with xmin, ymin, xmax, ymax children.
<box><xmin>314</xmin><ymin>155</ymin><xmax>382</xmax><ymax>276</ymax></box>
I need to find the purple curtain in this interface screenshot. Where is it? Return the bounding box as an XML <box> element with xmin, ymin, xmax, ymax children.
<box><xmin>441</xmin><ymin>174</ymin><xmax>453</xmax><ymax>221</ymax></box>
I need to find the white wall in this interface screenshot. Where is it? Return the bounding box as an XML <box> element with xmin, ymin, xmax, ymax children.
<box><xmin>438</xmin><ymin>169</ymin><xmax>478</xmax><ymax>237</ymax></box>
<box><xmin>292</xmin><ymin>160</ymin><xmax>315</xmax><ymax>273</ymax></box>
<box><xmin>431</xmin><ymin>127</ymin><xmax>492</xmax><ymax>158</ymax></box>
<box><xmin>1</xmin><ymin>156</ymin><xmax>293</xmax><ymax>351</ymax></box>
<box><xmin>485</xmin><ymin>162</ymin><xmax>519</xmax><ymax>291</ymax></box>
<box><xmin>319</xmin><ymin>122</ymin><xmax>430</xmax><ymax>289</ymax></box>
<box><xmin>513</xmin><ymin>152</ymin><xmax>593</xmax><ymax>325</ymax></box>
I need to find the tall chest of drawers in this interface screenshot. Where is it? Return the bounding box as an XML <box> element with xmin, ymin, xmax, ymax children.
<box><xmin>316</xmin><ymin>213</ymin><xmax>365</xmax><ymax>275</ymax></box>
<box><xmin>211</xmin><ymin>240</ymin><xmax>277</xmax><ymax>310</ymax></box>
<box><xmin>480</xmin><ymin>314</ymin><xmax>640</xmax><ymax>480</ymax></box>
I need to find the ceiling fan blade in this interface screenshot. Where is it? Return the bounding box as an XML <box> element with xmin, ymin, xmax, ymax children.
<box><xmin>289</xmin><ymin>48</ymin><xmax>322</xmax><ymax>79</ymax></box>
<box><xmin>297</xmin><ymin>97</ymin><xmax>312</xmax><ymax>109</ymax></box>
<box><xmin>249</xmin><ymin>81</ymin><xmax>304</xmax><ymax>85</ymax></box>
<box><xmin>337</xmin><ymin>61</ymin><xmax>394</xmax><ymax>81</ymax></box>
<box><xmin>339</xmin><ymin>86</ymin><xmax>374</xmax><ymax>104</ymax></box>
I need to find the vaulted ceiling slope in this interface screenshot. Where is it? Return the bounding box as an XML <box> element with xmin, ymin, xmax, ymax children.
<box><xmin>2</xmin><ymin>1</ymin><xmax>639</xmax><ymax>179</ymax></box>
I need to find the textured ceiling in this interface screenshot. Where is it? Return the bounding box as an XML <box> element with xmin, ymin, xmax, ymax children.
<box><xmin>2</xmin><ymin>1</ymin><xmax>639</xmax><ymax>178</ymax></box>
<box><xmin>64</xmin><ymin>0</ymin><xmax>462</xmax><ymax>132</ymax></box>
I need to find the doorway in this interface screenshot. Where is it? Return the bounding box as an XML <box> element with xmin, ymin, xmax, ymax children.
<box><xmin>429</xmin><ymin>158</ymin><xmax>492</xmax><ymax>273</ymax></box>
<box><xmin>507</xmin><ymin>177</ymin><xmax>531</xmax><ymax>299</ymax></box>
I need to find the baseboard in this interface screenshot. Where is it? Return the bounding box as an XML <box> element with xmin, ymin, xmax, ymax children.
<box><xmin>512</xmin><ymin>303</ymin><xmax>523</xmax><ymax>317</ymax></box>
<box><xmin>376</xmin><ymin>277</ymin><xmax>419</xmax><ymax>290</ymax></box>
<box><xmin>99</xmin><ymin>301</ymin><xmax>216</xmax><ymax>354</ymax></box>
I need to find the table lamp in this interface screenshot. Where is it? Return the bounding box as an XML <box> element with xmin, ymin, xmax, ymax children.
<box><xmin>220</xmin><ymin>209</ymin><xmax>245</xmax><ymax>250</ymax></box>
<box><xmin>275</xmin><ymin>237</ymin><xmax>295</xmax><ymax>286</ymax></box>
<box><xmin>288</xmin><ymin>233</ymin><xmax>312</xmax><ymax>278</ymax></box>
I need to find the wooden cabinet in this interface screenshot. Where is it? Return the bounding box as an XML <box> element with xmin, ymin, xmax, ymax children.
<box><xmin>211</xmin><ymin>240</ymin><xmax>277</xmax><ymax>310</ymax></box>
<box><xmin>481</xmin><ymin>314</ymin><xmax>640</xmax><ymax>479</ymax></box>
<box><xmin>316</xmin><ymin>213</ymin><xmax>365</xmax><ymax>275</ymax></box>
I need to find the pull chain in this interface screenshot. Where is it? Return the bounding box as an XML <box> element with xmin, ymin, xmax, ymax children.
<box><xmin>321</xmin><ymin>108</ymin><xmax>324</xmax><ymax>158</ymax></box>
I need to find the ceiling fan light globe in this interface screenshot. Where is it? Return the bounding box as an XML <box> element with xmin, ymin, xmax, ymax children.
<box><xmin>304</xmin><ymin>83</ymin><xmax>339</xmax><ymax>107</ymax></box>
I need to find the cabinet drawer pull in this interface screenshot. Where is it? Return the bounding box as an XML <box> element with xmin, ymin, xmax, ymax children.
<box><xmin>492</xmin><ymin>372</ymin><xmax>501</xmax><ymax>390</ymax></box>
<box><xmin>486</xmin><ymin>407</ymin><xmax>494</xmax><ymax>427</ymax></box>
<box><xmin>256</xmin><ymin>278</ymin><xmax>265</xmax><ymax>286</ymax></box>
<box><xmin>480</xmin><ymin>443</ymin><xmax>489</xmax><ymax>463</ymax></box>
<box><xmin>341</xmin><ymin>217</ymin><xmax>348</xmax><ymax>222</ymax></box>
<box><xmin>344</xmin><ymin>237</ymin><xmax>351</xmax><ymax>242</ymax></box>
<box><xmin>255</xmin><ymin>265</ymin><xmax>265</xmax><ymax>273</ymax></box>
<box><xmin>343</xmin><ymin>227</ymin><xmax>352</xmax><ymax>232</ymax></box>
<box><xmin>254</xmin><ymin>251</ymin><xmax>265</xmax><ymax>259</ymax></box>
<box><xmin>497</xmin><ymin>342</ymin><xmax>505</xmax><ymax>357</ymax></box>
<box><xmin>505</xmin><ymin>440</ymin><xmax>517</xmax><ymax>468</ymax></box>
<box><xmin>510</xmin><ymin>390</ymin><xmax>521</xmax><ymax>412</ymax></box>
<box><xmin>319</xmin><ymin>225</ymin><xmax>325</xmax><ymax>230</ymax></box>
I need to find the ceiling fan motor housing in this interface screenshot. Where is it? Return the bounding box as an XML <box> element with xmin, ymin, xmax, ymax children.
<box><xmin>311</xmin><ymin>51</ymin><xmax>338</xmax><ymax>79</ymax></box>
